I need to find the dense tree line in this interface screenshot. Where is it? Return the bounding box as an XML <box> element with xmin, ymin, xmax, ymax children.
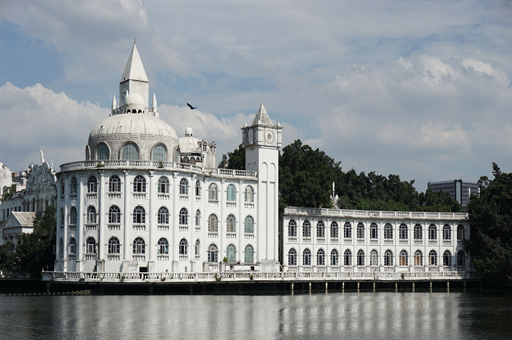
<box><xmin>221</xmin><ymin>139</ymin><xmax>460</xmax><ymax>212</ymax></box>
<box><xmin>466</xmin><ymin>163</ymin><xmax>512</xmax><ymax>282</ymax></box>
<box><xmin>0</xmin><ymin>206</ymin><xmax>56</xmax><ymax>278</ymax></box>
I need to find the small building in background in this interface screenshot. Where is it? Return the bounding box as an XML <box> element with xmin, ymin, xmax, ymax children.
<box><xmin>427</xmin><ymin>180</ymin><xmax>479</xmax><ymax>207</ymax></box>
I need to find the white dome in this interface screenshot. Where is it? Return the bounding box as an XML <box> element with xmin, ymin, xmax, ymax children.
<box><xmin>185</xmin><ymin>127</ymin><xmax>193</xmax><ymax>137</ymax></box>
<box><xmin>125</xmin><ymin>92</ymin><xmax>145</xmax><ymax>105</ymax></box>
<box><xmin>90</xmin><ymin>114</ymin><xmax>178</xmax><ymax>140</ymax></box>
<box><xmin>179</xmin><ymin>136</ymin><xmax>203</xmax><ymax>154</ymax></box>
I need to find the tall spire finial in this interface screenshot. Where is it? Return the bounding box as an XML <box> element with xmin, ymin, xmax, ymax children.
<box><xmin>134</xmin><ymin>36</ymin><xmax>136</xmax><ymax>44</ymax></box>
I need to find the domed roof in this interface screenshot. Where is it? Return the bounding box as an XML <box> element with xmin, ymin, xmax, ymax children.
<box><xmin>179</xmin><ymin>128</ymin><xmax>206</xmax><ymax>154</ymax></box>
<box><xmin>125</xmin><ymin>92</ymin><xmax>145</xmax><ymax>105</ymax></box>
<box><xmin>89</xmin><ymin>113</ymin><xmax>178</xmax><ymax>141</ymax></box>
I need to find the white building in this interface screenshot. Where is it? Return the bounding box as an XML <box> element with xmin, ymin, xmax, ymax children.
<box><xmin>282</xmin><ymin>207</ymin><xmax>470</xmax><ymax>273</ymax></box>
<box><xmin>54</xmin><ymin>43</ymin><xmax>282</xmax><ymax>274</ymax></box>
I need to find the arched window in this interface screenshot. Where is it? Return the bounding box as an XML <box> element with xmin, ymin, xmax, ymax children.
<box><xmin>85</xmin><ymin>146</ymin><xmax>90</xmax><ymax>161</ymax></box>
<box><xmin>195</xmin><ymin>210</ymin><xmax>201</xmax><ymax>226</ymax></box>
<box><xmin>428</xmin><ymin>224</ymin><xmax>437</xmax><ymax>240</ymax></box>
<box><xmin>133</xmin><ymin>206</ymin><xmax>145</xmax><ymax>224</ymax></box>
<box><xmin>457</xmin><ymin>225</ymin><xmax>465</xmax><ymax>241</ymax></box>
<box><xmin>443</xmin><ymin>224</ymin><xmax>451</xmax><ymax>240</ymax></box>
<box><xmin>174</xmin><ymin>149</ymin><xmax>180</xmax><ymax>163</ymax></box>
<box><xmin>357</xmin><ymin>223</ymin><xmax>364</xmax><ymax>239</ymax></box>
<box><xmin>208</xmin><ymin>214</ymin><xmax>218</xmax><ymax>232</ymax></box>
<box><xmin>384</xmin><ymin>223</ymin><xmax>393</xmax><ymax>239</ymax></box>
<box><xmin>399</xmin><ymin>250</ymin><xmax>408</xmax><ymax>266</ymax></box>
<box><xmin>244</xmin><ymin>216</ymin><xmax>254</xmax><ymax>234</ymax></box>
<box><xmin>344</xmin><ymin>222</ymin><xmax>352</xmax><ymax>239</ymax></box>
<box><xmin>357</xmin><ymin>249</ymin><xmax>365</xmax><ymax>266</ymax></box>
<box><xmin>71</xmin><ymin>177</ymin><xmax>78</xmax><ymax>194</ymax></box>
<box><xmin>87</xmin><ymin>206</ymin><xmax>96</xmax><ymax>223</ymax></box>
<box><xmin>86</xmin><ymin>237</ymin><xmax>96</xmax><ymax>254</ymax></box>
<box><xmin>414</xmin><ymin>224</ymin><xmax>422</xmax><ymax>240</ymax></box>
<box><xmin>88</xmin><ymin>176</ymin><xmax>97</xmax><ymax>193</ymax></box>
<box><xmin>133</xmin><ymin>237</ymin><xmax>145</xmax><ymax>254</ymax></box>
<box><xmin>134</xmin><ymin>175</ymin><xmax>146</xmax><ymax>192</ymax></box>
<box><xmin>183</xmin><ymin>157</ymin><xmax>189</xmax><ymax>164</ymax></box>
<box><xmin>330</xmin><ymin>221</ymin><xmax>339</xmax><ymax>238</ymax></box>
<box><xmin>370</xmin><ymin>250</ymin><xmax>378</xmax><ymax>266</ymax></box>
<box><xmin>429</xmin><ymin>250</ymin><xmax>437</xmax><ymax>266</ymax></box>
<box><xmin>58</xmin><ymin>238</ymin><xmax>64</xmax><ymax>254</ymax></box>
<box><xmin>443</xmin><ymin>250</ymin><xmax>452</xmax><ymax>266</ymax></box>
<box><xmin>414</xmin><ymin>250</ymin><xmax>423</xmax><ymax>266</ymax></box>
<box><xmin>109</xmin><ymin>175</ymin><xmax>121</xmax><ymax>192</ymax></box>
<box><xmin>69</xmin><ymin>237</ymin><xmax>76</xmax><ymax>254</ymax></box>
<box><xmin>317</xmin><ymin>249</ymin><xmax>325</xmax><ymax>266</ymax></box>
<box><xmin>302</xmin><ymin>220</ymin><xmax>311</xmax><ymax>237</ymax></box>
<box><xmin>208</xmin><ymin>244</ymin><xmax>218</xmax><ymax>263</ymax></box>
<box><xmin>331</xmin><ymin>249</ymin><xmax>339</xmax><ymax>266</ymax></box>
<box><xmin>152</xmin><ymin>144</ymin><xmax>167</xmax><ymax>162</ymax></box>
<box><xmin>384</xmin><ymin>250</ymin><xmax>393</xmax><ymax>266</ymax></box>
<box><xmin>370</xmin><ymin>223</ymin><xmax>378</xmax><ymax>239</ymax></box>
<box><xmin>108</xmin><ymin>237</ymin><xmax>120</xmax><ymax>254</ymax></box>
<box><xmin>226</xmin><ymin>244</ymin><xmax>236</xmax><ymax>263</ymax></box>
<box><xmin>344</xmin><ymin>249</ymin><xmax>352</xmax><ymax>266</ymax></box>
<box><xmin>180</xmin><ymin>178</ymin><xmax>188</xmax><ymax>195</ymax></box>
<box><xmin>179</xmin><ymin>208</ymin><xmax>188</xmax><ymax>225</ymax></box>
<box><xmin>227</xmin><ymin>184</ymin><xmax>236</xmax><ymax>201</ymax></box>
<box><xmin>399</xmin><ymin>224</ymin><xmax>408</xmax><ymax>240</ymax></box>
<box><xmin>158</xmin><ymin>207</ymin><xmax>169</xmax><ymax>225</ymax></box>
<box><xmin>109</xmin><ymin>205</ymin><xmax>120</xmax><ymax>224</ymax></box>
<box><xmin>208</xmin><ymin>183</ymin><xmax>218</xmax><ymax>201</ymax></box>
<box><xmin>317</xmin><ymin>221</ymin><xmax>325</xmax><ymax>238</ymax></box>
<box><xmin>288</xmin><ymin>220</ymin><xmax>297</xmax><ymax>237</ymax></box>
<box><xmin>226</xmin><ymin>214</ymin><xmax>236</xmax><ymax>233</ymax></box>
<box><xmin>245</xmin><ymin>186</ymin><xmax>254</xmax><ymax>203</ymax></box>
<box><xmin>303</xmin><ymin>249</ymin><xmax>311</xmax><ymax>266</ymax></box>
<box><xmin>121</xmin><ymin>143</ymin><xmax>139</xmax><ymax>160</ymax></box>
<box><xmin>158</xmin><ymin>176</ymin><xmax>169</xmax><ymax>194</ymax></box>
<box><xmin>97</xmin><ymin>143</ymin><xmax>110</xmax><ymax>160</ymax></box>
<box><xmin>288</xmin><ymin>248</ymin><xmax>297</xmax><ymax>266</ymax></box>
<box><xmin>457</xmin><ymin>250</ymin><xmax>466</xmax><ymax>266</ymax></box>
<box><xmin>179</xmin><ymin>239</ymin><xmax>188</xmax><ymax>255</ymax></box>
<box><xmin>245</xmin><ymin>245</ymin><xmax>254</xmax><ymax>263</ymax></box>
<box><xmin>70</xmin><ymin>206</ymin><xmax>77</xmax><ymax>225</ymax></box>
<box><xmin>195</xmin><ymin>180</ymin><xmax>201</xmax><ymax>196</ymax></box>
<box><xmin>158</xmin><ymin>238</ymin><xmax>169</xmax><ymax>255</ymax></box>
<box><xmin>195</xmin><ymin>239</ymin><xmax>200</xmax><ymax>256</ymax></box>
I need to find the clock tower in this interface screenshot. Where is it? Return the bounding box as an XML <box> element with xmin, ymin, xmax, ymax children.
<box><xmin>242</xmin><ymin>104</ymin><xmax>282</xmax><ymax>271</ymax></box>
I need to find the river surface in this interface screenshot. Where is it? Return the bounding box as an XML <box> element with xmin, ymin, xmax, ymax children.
<box><xmin>1</xmin><ymin>291</ymin><xmax>512</xmax><ymax>339</ymax></box>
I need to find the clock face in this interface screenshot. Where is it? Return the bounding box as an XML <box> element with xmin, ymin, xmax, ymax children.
<box><xmin>265</xmin><ymin>131</ymin><xmax>274</xmax><ymax>143</ymax></box>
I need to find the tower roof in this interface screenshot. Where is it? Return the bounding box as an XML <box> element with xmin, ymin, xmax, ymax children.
<box><xmin>120</xmin><ymin>43</ymin><xmax>148</xmax><ymax>83</ymax></box>
<box><xmin>251</xmin><ymin>103</ymin><xmax>273</xmax><ymax>127</ymax></box>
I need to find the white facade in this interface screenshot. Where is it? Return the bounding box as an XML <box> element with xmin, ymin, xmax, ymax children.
<box><xmin>282</xmin><ymin>207</ymin><xmax>470</xmax><ymax>274</ymax></box>
<box><xmin>55</xmin><ymin>43</ymin><xmax>281</xmax><ymax>274</ymax></box>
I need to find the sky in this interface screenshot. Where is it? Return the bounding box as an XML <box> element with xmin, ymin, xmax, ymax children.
<box><xmin>0</xmin><ymin>0</ymin><xmax>511</xmax><ymax>192</ymax></box>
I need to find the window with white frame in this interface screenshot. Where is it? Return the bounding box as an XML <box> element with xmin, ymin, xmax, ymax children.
<box><xmin>88</xmin><ymin>176</ymin><xmax>97</xmax><ymax>193</ymax></box>
<box><xmin>357</xmin><ymin>249</ymin><xmax>365</xmax><ymax>266</ymax></box>
<box><xmin>226</xmin><ymin>214</ymin><xmax>236</xmax><ymax>233</ymax></box>
<box><xmin>133</xmin><ymin>206</ymin><xmax>145</xmax><ymax>224</ymax></box>
<box><xmin>429</xmin><ymin>250</ymin><xmax>437</xmax><ymax>266</ymax></box>
<box><xmin>370</xmin><ymin>250</ymin><xmax>378</xmax><ymax>266</ymax></box>
<box><xmin>443</xmin><ymin>250</ymin><xmax>452</xmax><ymax>266</ymax></box>
<box><xmin>443</xmin><ymin>224</ymin><xmax>451</xmax><ymax>240</ymax></box>
<box><xmin>330</xmin><ymin>221</ymin><xmax>339</xmax><ymax>238</ymax></box>
<box><xmin>384</xmin><ymin>223</ymin><xmax>393</xmax><ymax>239</ymax></box>
<box><xmin>331</xmin><ymin>249</ymin><xmax>339</xmax><ymax>266</ymax></box>
<box><xmin>344</xmin><ymin>249</ymin><xmax>352</xmax><ymax>266</ymax></box>
<box><xmin>109</xmin><ymin>205</ymin><xmax>120</xmax><ymax>224</ymax></box>
<box><xmin>245</xmin><ymin>245</ymin><xmax>254</xmax><ymax>263</ymax></box>
<box><xmin>87</xmin><ymin>206</ymin><xmax>96</xmax><ymax>223</ymax></box>
<box><xmin>70</xmin><ymin>206</ymin><xmax>77</xmax><ymax>225</ymax></box>
<box><xmin>208</xmin><ymin>214</ymin><xmax>218</xmax><ymax>232</ymax></box>
<box><xmin>157</xmin><ymin>238</ymin><xmax>169</xmax><ymax>255</ymax></box>
<box><xmin>227</xmin><ymin>184</ymin><xmax>236</xmax><ymax>202</ymax></box>
<box><xmin>208</xmin><ymin>244</ymin><xmax>218</xmax><ymax>263</ymax></box>
<box><xmin>428</xmin><ymin>224</ymin><xmax>437</xmax><ymax>240</ymax></box>
<box><xmin>158</xmin><ymin>207</ymin><xmax>169</xmax><ymax>224</ymax></box>
<box><xmin>244</xmin><ymin>216</ymin><xmax>254</xmax><ymax>234</ymax></box>
<box><xmin>108</xmin><ymin>237</ymin><xmax>120</xmax><ymax>254</ymax></box>
<box><xmin>357</xmin><ymin>222</ymin><xmax>364</xmax><ymax>239</ymax></box>
<box><xmin>317</xmin><ymin>221</ymin><xmax>325</xmax><ymax>238</ymax></box>
<box><xmin>195</xmin><ymin>210</ymin><xmax>201</xmax><ymax>226</ymax></box>
<box><xmin>179</xmin><ymin>208</ymin><xmax>188</xmax><ymax>225</ymax></box>
<box><xmin>121</xmin><ymin>143</ymin><xmax>139</xmax><ymax>160</ymax></box>
<box><xmin>414</xmin><ymin>224</ymin><xmax>422</xmax><ymax>240</ymax></box>
<box><xmin>195</xmin><ymin>180</ymin><xmax>201</xmax><ymax>196</ymax></box>
<box><xmin>414</xmin><ymin>250</ymin><xmax>423</xmax><ymax>266</ymax></box>
<box><xmin>303</xmin><ymin>220</ymin><xmax>311</xmax><ymax>237</ymax></box>
<box><xmin>288</xmin><ymin>219</ymin><xmax>297</xmax><ymax>237</ymax></box>
<box><xmin>384</xmin><ymin>250</ymin><xmax>393</xmax><ymax>266</ymax></box>
<box><xmin>245</xmin><ymin>186</ymin><xmax>254</xmax><ymax>203</ymax></box>
<box><xmin>344</xmin><ymin>222</ymin><xmax>352</xmax><ymax>239</ymax></box>
<box><xmin>457</xmin><ymin>250</ymin><xmax>465</xmax><ymax>266</ymax></box>
<box><xmin>208</xmin><ymin>183</ymin><xmax>218</xmax><ymax>201</ymax></box>
<box><xmin>317</xmin><ymin>249</ymin><xmax>325</xmax><ymax>266</ymax></box>
<box><xmin>303</xmin><ymin>249</ymin><xmax>311</xmax><ymax>266</ymax></box>
<box><xmin>133</xmin><ymin>175</ymin><xmax>146</xmax><ymax>192</ymax></box>
<box><xmin>97</xmin><ymin>143</ymin><xmax>110</xmax><ymax>160</ymax></box>
<box><xmin>158</xmin><ymin>176</ymin><xmax>169</xmax><ymax>193</ymax></box>
<box><xmin>69</xmin><ymin>237</ymin><xmax>76</xmax><ymax>254</ymax></box>
<box><xmin>133</xmin><ymin>237</ymin><xmax>145</xmax><ymax>254</ymax></box>
<box><xmin>288</xmin><ymin>248</ymin><xmax>297</xmax><ymax>266</ymax></box>
<box><xmin>399</xmin><ymin>250</ymin><xmax>408</xmax><ymax>266</ymax></box>
<box><xmin>195</xmin><ymin>239</ymin><xmax>200</xmax><ymax>256</ymax></box>
<box><xmin>152</xmin><ymin>144</ymin><xmax>167</xmax><ymax>162</ymax></box>
<box><xmin>226</xmin><ymin>244</ymin><xmax>236</xmax><ymax>263</ymax></box>
<box><xmin>457</xmin><ymin>225</ymin><xmax>465</xmax><ymax>241</ymax></box>
<box><xmin>370</xmin><ymin>223</ymin><xmax>378</xmax><ymax>239</ymax></box>
<box><xmin>71</xmin><ymin>177</ymin><xmax>78</xmax><ymax>194</ymax></box>
<box><xmin>180</xmin><ymin>178</ymin><xmax>189</xmax><ymax>195</ymax></box>
<box><xmin>86</xmin><ymin>237</ymin><xmax>96</xmax><ymax>254</ymax></box>
<box><xmin>109</xmin><ymin>175</ymin><xmax>121</xmax><ymax>192</ymax></box>
<box><xmin>399</xmin><ymin>224</ymin><xmax>408</xmax><ymax>240</ymax></box>
<box><xmin>179</xmin><ymin>239</ymin><xmax>188</xmax><ymax>255</ymax></box>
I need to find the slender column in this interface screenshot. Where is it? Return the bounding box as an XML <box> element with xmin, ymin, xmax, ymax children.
<box><xmin>220</xmin><ymin>178</ymin><xmax>225</xmax><ymax>262</ymax></box>
<box><xmin>172</xmin><ymin>172</ymin><xmax>178</xmax><ymax>269</ymax></box>
<box><xmin>123</xmin><ymin>170</ymin><xmax>130</xmax><ymax>261</ymax></box>
<box><xmin>148</xmin><ymin>171</ymin><xmax>155</xmax><ymax>264</ymax></box>
<box><xmin>77</xmin><ymin>172</ymin><xmax>85</xmax><ymax>270</ymax></box>
<box><xmin>238</xmin><ymin>179</ymin><xmax>243</xmax><ymax>263</ymax></box>
<box><xmin>98</xmin><ymin>170</ymin><xmax>105</xmax><ymax>262</ymax></box>
<box><xmin>190</xmin><ymin>174</ymin><xmax>195</xmax><ymax>268</ymax></box>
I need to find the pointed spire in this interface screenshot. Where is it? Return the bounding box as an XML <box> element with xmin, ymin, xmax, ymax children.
<box><xmin>121</xmin><ymin>42</ymin><xmax>148</xmax><ymax>83</ymax></box>
<box><xmin>112</xmin><ymin>95</ymin><xmax>117</xmax><ymax>112</ymax></box>
<box><xmin>152</xmin><ymin>93</ymin><xmax>157</xmax><ymax>111</ymax></box>
<box><xmin>251</xmin><ymin>103</ymin><xmax>273</xmax><ymax>127</ymax></box>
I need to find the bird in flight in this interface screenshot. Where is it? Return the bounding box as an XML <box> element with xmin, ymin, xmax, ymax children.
<box><xmin>187</xmin><ymin>103</ymin><xmax>197</xmax><ymax>110</ymax></box>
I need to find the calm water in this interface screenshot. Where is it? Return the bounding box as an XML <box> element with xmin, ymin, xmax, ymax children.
<box><xmin>1</xmin><ymin>291</ymin><xmax>512</xmax><ymax>339</ymax></box>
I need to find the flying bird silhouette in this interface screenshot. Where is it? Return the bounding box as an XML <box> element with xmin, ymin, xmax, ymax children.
<box><xmin>187</xmin><ymin>103</ymin><xmax>197</xmax><ymax>110</ymax></box>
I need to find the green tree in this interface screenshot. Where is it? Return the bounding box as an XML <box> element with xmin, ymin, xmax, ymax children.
<box><xmin>466</xmin><ymin>163</ymin><xmax>512</xmax><ymax>282</ymax></box>
<box><xmin>0</xmin><ymin>241</ymin><xmax>16</xmax><ymax>277</ymax></box>
<box><xmin>226</xmin><ymin>144</ymin><xmax>245</xmax><ymax>170</ymax></box>
<box><xmin>16</xmin><ymin>206</ymin><xmax>57</xmax><ymax>277</ymax></box>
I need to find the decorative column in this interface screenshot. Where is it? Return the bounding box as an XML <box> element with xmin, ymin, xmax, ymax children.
<box><xmin>238</xmin><ymin>179</ymin><xmax>243</xmax><ymax>264</ymax></box>
<box><xmin>148</xmin><ymin>170</ymin><xmax>155</xmax><ymax>272</ymax></box>
<box><xmin>220</xmin><ymin>178</ymin><xmax>226</xmax><ymax>265</ymax></box>
<box><xmin>172</xmin><ymin>172</ymin><xmax>178</xmax><ymax>272</ymax></box>
<box><xmin>97</xmin><ymin>170</ymin><xmax>105</xmax><ymax>271</ymax></box>
<box><xmin>122</xmin><ymin>170</ymin><xmax>130</xmax><ymax>265</ymax></box>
